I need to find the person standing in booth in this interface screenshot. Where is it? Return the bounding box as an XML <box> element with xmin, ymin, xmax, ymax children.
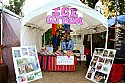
<box><xmin>52</xmin><ymin>30</ymin><xmax>60</xmax><ymax>52</ymax></box>
<box><xmin>62</xmin><ymin>33</ymin><xmax>74</xmax><ymax>51</ymax></box>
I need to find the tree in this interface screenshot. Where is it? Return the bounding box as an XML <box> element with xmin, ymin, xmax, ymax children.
<box><xmin>102</xmin><ymin>0</ymin><xmax>125</xmax><ymax>18</ymax></box>
<box><xmin>109</xmin><ymin>0</ymin><xmax>125</xmax><ymax>15</ymax></box>
<box><xmin>42</xmin><ymin>29</ymin><xmax>52</xmax><ymax>45</ymax></box>
<box><xmin>4</xmin><ymin>0</ymin><xmax>25</xmax><ymax>17</ymax></box>
<box><xmin>81</xmin><ymin>0</ymin><xmax>99</xmax><ymax>9</ymax></box>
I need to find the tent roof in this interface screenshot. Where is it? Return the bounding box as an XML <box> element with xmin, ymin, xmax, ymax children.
<box><xmin>108</xmin><ymin>14</ymin><xmax>125</xmax><ymax>27</ymax></box>
<box><xmin>22</xmin><ymin>0</ymin><xmax>108</xmax><ymax>34</ymax></box>
<box><xmin>0</xmin><ymin>6</ymin><xmax>22</xmax><ymax>19</ymax></box>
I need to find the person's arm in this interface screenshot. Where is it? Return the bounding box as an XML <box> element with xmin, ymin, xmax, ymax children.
<box><xmin>62</xmin><ymin>41</ymin><xmax>64</xmax><ymax>50</ymax></box>
<box><xmin>70</xmin><ymin>40</ymin><xmax>74</xmax><ymax>50</ymax></box>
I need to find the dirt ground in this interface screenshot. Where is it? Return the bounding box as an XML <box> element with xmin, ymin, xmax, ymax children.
<box><xmin>8</xmin><ymin>62</ymin><xmax>124</xmax><ymax>83</ymax></box>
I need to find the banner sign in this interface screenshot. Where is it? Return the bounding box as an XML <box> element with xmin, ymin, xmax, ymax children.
<box><xmin>46</xmin><ymin>7</ymin><xmax>83</xmax><ymax>25</ymax></box>
<box><xmin>12</xmin><ymin>46</ymin><xmax>42</xmax><ymax>83</ymax></box>
<box><xmin>85</xmin><ymin>48</ymin><xmax>116</xmax><ymax>83</ymax></box>
<box><xmin>56</xmin><ymin>56</ymin><xmax>74</xmax><ymax>65</ymax></box>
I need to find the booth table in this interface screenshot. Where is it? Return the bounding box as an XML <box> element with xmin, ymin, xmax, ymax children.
<box><xmin>38</xmin><ymin>54</ymin><xmax>77</xmax><ymax>71</ymax></box>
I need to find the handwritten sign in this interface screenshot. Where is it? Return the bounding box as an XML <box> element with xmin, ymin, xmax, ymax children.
<box><xmin>56</xmin><ymin>56</ymin><xmax>74</xmax><ymax>65</ymax></box>
<box><xmin>46</xmin><ymin>7</ymin><xmax>83</xmax><ymax>25</ymax></box>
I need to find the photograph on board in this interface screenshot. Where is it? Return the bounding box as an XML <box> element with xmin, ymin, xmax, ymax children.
<box><xmin>94</xmin><ymin>71</ymin><xmax>107</xmax><ymax>83</ymax></box>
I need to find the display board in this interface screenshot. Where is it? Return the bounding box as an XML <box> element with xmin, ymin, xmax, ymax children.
<box><xmin>85</xmin><ymin>48</ymin><xmax>116</xmax><ymax>83</ymax></box>
<box><xmin>56</xmin><ymin>56</ymin><xmax>74</xmax><ymax>65</ymax></box>
<box><xmin>115</xmin><ymin>27</ymin><xmax>125</xmax><ymax>59</ymax></box>
<box><xmin>12</xmin><ymin>46</ymin><xmax>42</xmax><ymax>83</ymax></box>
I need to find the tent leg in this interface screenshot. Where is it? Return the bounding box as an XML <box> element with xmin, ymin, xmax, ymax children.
<box><xmin>76</xmin><ymin>31</ymin><xmax>77</xmax><ymax>44</ymax></box>
<box><xmin>40</xmin><ymin>30</ymin><xmax>42</xmax><ymax>49</ymax></box>
<box><xmin>1</xmin><ymin>1</ymin><xmax>3</xmax><ymax>45</ymax></box>
<box><xmin>81</xmin><ymin>32</ymin><xmax>84</xmax><ymax>45</ymax></box>
<box><xmin>90</xmin><ymin>33</ymin><xmax>92</xmax><ymax>56</ymax></box>
<box><xmin>44</xmin><ymin>32</ymin><xmax>45</xmax><ymax>46</ymax></box>
<box><xmin>105</xmin><ymin>28</ymin><xmax>108</xmax><ymax>49</ymax></box>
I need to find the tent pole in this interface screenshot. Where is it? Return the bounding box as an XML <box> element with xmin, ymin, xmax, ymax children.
<box><xmin>1</xmin><ymin>0</ymin><xmax>3</xmax><ymax>45</ymax></box>
<box><xmin>81</xmin><ymin>31</ymin><xmax>84</xmax><ymax>45</ymax></box>
<box><xmin>44</xmin><ymin>32</ymin><xmax>45</xmax><ymax>46</ymax></box>
<box><xmin>40</xmin><ymin>30</ymin><xmax>43</xmax><ymax>48</ymax></box>
<box><xmin>90</xmin><ymin>29</ymin><xmax>93</xmax><ymax>56</ymax></box>
<box><xmin>76</xmin><ymin>31</ymin><xmax>78</xmax><ymax>44</ymax></box>
<box><xmin>39</xmin><ymin>30</ymin><xmax>42</xmax><ymax>51</ymax></box>
<box><xmin>105</xmin><ymin>28</ymin><xmax>108</xmax><ymax>49</ymax></box>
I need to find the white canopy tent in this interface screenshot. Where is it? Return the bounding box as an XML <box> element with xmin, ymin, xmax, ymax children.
<box><xmin>21</xmin><ymin>0</ymin><xmax>108</xmax><ymax>52</ymax></box>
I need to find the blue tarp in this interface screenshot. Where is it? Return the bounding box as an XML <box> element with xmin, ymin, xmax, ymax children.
<box><xmin>107</xmin><ymin>15</ymin><xmax>125</xmax><ymax>27</ymax></box>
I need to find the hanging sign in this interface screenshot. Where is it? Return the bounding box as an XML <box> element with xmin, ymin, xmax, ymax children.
<box><xmin>12</xmin><ymin>46</ymin><xmax>42</xmax><ymax>83</ymax></box>
<box><xmin>46</xmin><ymin>7</ymin><xmax>83</xmax><ymax>25</ymax></box>
<box><xmin>85</xmin><ymin>48</ymin><xmax>116</xmax><ymax>83</ymax></box>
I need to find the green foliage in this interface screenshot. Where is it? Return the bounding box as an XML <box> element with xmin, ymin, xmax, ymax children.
<box><xmin>108</xmin><ymin>0</ymin><xmax>125</xmax><ymax>17</ymax></box>
<box><xmin>45</xmin><ymin>29</ymin><xmax>52</xmax><ymax>45</ymax></box>
<box><xmin>82</xmin><ymin>0</ymin><xmax>99</xmax><ymax>9</ymax></box>
<box><xmin>42</xmin><ymin>29</ymin><xmax>52</xmax><ymax>45</ymax></box>
<box><xmin>4</xmin><ymin>0</ymin><xmax>25</xmax><ymax>17</ymax></box>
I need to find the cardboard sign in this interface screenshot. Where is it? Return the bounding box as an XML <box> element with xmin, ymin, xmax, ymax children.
<box><xmin>85</xmin><ymin>48</ymin><xmax>116</xmax><ymax>83</ymax></box>
<box><xmin>56</xmin><ymin>56</ymin><xmax>74</xmax><ymax>65</ymax></box>
<box><xmin>12</xmin><ymin>46</ymin><xmax>42</xmax><ymax>83</ymax></box>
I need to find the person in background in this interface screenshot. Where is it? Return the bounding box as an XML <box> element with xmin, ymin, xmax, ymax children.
<box><xmin>62</xmin><ymin>33</ymin><xmax>74</xmax><ymax>51</ymax></box>
<box><xmin>84</xmin><ymin>45</ymin><xmax>92</xmax><ymax>68</ymax></box>
<box><xmin>52</xmin><ymin>30</ymin><xmax>60</xmax><ymax>52</ymax></box>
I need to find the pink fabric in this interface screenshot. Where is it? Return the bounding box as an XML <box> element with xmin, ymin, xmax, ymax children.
<box><xmin>2</xmin><ymin>14</ymin><xmax>20</xmax><ymax>78</ymax></box>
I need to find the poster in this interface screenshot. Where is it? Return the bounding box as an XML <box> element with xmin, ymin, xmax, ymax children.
<box><xmin>52</xmin><ymin>24</ymin><xmax>70</xmax><ymax>40</ymax></box>
<box><xmin>85</xmin><ymin>48</ymin><xmax>116</xmax><ymax>83</ymax></box>
<box><xmin>12</xmin><ymin>46</ymin><xmax>42</xmax><ymax>83</ymax></box>
<box><xmin>56</xmin><ymin>56</ymin><xmax>74</xmax><ymax>65</ymax></box>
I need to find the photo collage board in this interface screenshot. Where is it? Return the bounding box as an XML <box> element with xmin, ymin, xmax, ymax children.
<box><xmin>12</xmin><ymin>46</ymin><xmax>42</xmax><ymax>83</ymax></box>
<box><xmin>85</xmin><ymin>48</ymin><xmax>116</xmax><ymax>83</ymax></box>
